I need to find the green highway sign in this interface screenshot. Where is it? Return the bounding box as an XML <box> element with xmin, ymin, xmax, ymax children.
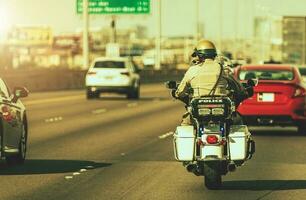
<box><xmin>77</xmin><ymin>0</ymin><xmax>150</xmax><ymax>14</ymax></box>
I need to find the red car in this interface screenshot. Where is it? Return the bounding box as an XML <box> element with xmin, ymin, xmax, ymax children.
<box><xmin>235</xmin><ymin>64</ymin><xmax>306</xmax><ymax>133</ymax></box>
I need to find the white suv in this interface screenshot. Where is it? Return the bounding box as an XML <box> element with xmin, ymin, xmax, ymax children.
<box><xmin>85</xmin><ymin>57</ymin><xmax>140</xmax><ymax>99</ymax></box>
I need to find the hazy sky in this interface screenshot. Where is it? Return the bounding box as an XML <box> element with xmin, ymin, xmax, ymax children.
<box><xmin>1</xmin><ymin>0</ymin><xmax>306</xmax><ymax>39</ymax></box>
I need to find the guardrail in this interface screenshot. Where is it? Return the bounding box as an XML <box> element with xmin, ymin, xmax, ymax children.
<box><xmin>0</xmin><ymin>68</ymin><xmax>185</xmax><ymax>92</ymax></box>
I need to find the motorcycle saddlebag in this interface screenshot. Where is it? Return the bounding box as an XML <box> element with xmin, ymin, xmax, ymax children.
<box><xmin>173</xmin><ymin>126</ymin><xmax>195</xmax><ymax>161</ymax></box>
<box><xmin>229</xmin><ymin>125</ymin><xmax>251</xmax><ymax>161</ymax></box>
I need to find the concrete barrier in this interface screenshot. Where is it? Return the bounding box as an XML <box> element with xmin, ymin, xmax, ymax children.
<box><xmin>0</xmin><ymin>68</ymin><xmax>185</xmax><ymax>92</ymax></box>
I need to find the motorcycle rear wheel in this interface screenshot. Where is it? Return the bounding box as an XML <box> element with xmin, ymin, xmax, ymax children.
<box><xmin>204</xmin><ymin>162</ymin><xmax>222</xmax><ymax>190</ymax></box>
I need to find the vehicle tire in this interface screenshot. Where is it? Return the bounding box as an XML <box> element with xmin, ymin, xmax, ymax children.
<box><xmin>203</xmin><ymin>162</ymin><xmax>222</xmax><ymax>190</ymax></box>
<box><xmin>298</xmin><ymin>122</ymin><xmax>306</xmax><ymax>134</ymax></box>
<box><xmin>86</xmin><ymin>90</ymin><xmax>99</xmax><ymax>99</ymax></box>
<box><xmin>127</xmin><ymin>87</ymin><xmax>140</xmax><ymax>99</ymax></box>
<box><xmin>6</xmin><ymin>122</ymin><xmax>27</xmax><ymax>166</ymax></box>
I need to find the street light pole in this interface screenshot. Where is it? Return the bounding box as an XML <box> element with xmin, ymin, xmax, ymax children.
<box><xmin>234</xmin><ymin>0</ymin><xmax>239</xmax><ymax>59</ymax></box>
<box><xmin>195</xmin><ymin>0</ymin><xmax>199</xmax><ymax>42</ymax></box>
<box><xmin>155</xmin><ymin>0</ymin><xmax>161</xmax><ymax>70</ymax></box>
<box><xmin>83</xmin><ymin>0</ymin><xmax>89</xmax><ymax>69</ymax></box>
<box><xmin>219</xmin><ymin>0</ymin><xmax>223</xmax><ymax>52</ymax></box>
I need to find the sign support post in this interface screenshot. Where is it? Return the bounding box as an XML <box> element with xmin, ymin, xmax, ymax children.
<box><xmin>83</xmin><ymin>0</ymin><xmax>89</xmax><ymax>69</ymax></box>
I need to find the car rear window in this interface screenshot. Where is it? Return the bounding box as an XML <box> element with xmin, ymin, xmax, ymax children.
<box><xmin>94</xmin><ymin>61</ymin><xmax>125</xmax><ymax>69</ymax></box>
<box><xmin>239</xmin><ymin>69</ymin><xmax>294</xmax><ymax>81</ymax></box>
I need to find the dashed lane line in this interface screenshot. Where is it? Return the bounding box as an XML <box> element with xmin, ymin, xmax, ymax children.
<box><xmin>127</xmin><ymin>103</ymin><xmax>138</xmax><ymax>108</ymax></box>
<box><xmin>158</xmin><ymin>132</ymin><xmax>174</xmax><ymax>139</ymax></box>
<box><xmin>65</xmin><ymin>176</ymin><xmax>73</xmax><ymax>180</ymax></box>
<box><xmin>45</xmin><ymin>116</ymin><xmax>63</xmax><ymax>123</ymax></box>
<box><xmin>92</xmin><ymin>109</ymin><xmax>107</xmax><ymax>114</ymax></box>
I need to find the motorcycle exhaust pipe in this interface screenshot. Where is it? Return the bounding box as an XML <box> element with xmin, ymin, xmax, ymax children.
<box><xmin>227</xmin><ymin>162</ymin><xmax>236</xmax><ymax>172</ymax></box>
<box><xmin>186</xmin><ymin>164</ymin><xmax>196</xmax><ymax>173</ymax></box>
<box><xmin>186</xmin><ymin>164</ymin><xmax>202</xmax><ymax>176</ymax></box>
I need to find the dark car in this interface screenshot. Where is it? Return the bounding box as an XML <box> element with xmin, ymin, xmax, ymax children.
<box><xmin>0</xmin><ymin>78</ymin><xmax>29</xmax><ymax>165</ymax></box>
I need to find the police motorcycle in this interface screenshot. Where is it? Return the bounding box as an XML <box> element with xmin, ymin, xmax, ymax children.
<box><xmin>166</xmin><ymin>77</ymin><xmax>256</xmax><ymax>190</ymax></box>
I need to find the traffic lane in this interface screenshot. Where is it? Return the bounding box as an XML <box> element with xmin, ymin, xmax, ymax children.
<box><xmin>37</xmin><ymin>128</ymin><xmax>306</xmax><ymax>200</ymax></box>
<box><xmin>28</xmin><ymin>100</ymin><xmax>182</xmax><ymax>159</ymax></box>
<box><xmin>251</xmin><ymin>128</ymin><xmax>306</xmax><ymax>165</ymax></box>
<box><xmin>26</xmin><ymin>95</ymin><xmax>178</xmax><ymax>146</ymax></box>
<box><xmin>0</xmin><ymin>98</ymin><xmax>183</xmax><ymax>200</ymax></box>
<box><xmin>10</xmin><ymin>131</ymin><xmax>306</xmax><ymax>200</ymax></box>
<box><xmin>23</xmin><ymin>83</ymin><xmax>166</xmax><ymax>104</ymax></box>
<box><xmin>24</xmin><ymin>83</ymin><xmax>169</xmax><ymax>124</ymax></box>
<box><xmin>49</xmin><ymin>135</ymin><xmax>306</xmax><ymax>200</ymax></box>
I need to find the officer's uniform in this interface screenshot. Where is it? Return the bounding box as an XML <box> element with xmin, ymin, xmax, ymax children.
<box><xmin>175</xmin><ymin>59</ymin><xmax>227</xmax><ymax>125</ymax></box>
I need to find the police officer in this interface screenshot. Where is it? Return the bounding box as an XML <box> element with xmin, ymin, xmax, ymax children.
<box><xmin>175</xmin><ymin>39</ymin><xmax>249</xmax><ymax>125</ymax></box>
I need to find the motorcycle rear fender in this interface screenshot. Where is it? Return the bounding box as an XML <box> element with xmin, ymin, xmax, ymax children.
<box><xmin>200</xmin><ymin>145</ymin><xmax>224</xmax><ymax>160</ymax></box>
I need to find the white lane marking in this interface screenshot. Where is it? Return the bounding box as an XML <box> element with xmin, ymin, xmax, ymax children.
<box><xmin>65</xmin><ymin>176</ymin><xmax>73</xmax><ymax>180</ymax></box>
<box><xmin>25</xmin><ymin>95</ymin><xmax>84</xmax><ymax>106</ymax></box>
<box><xmin>45</xmin><ymin>116</ymin><xmax>63</xmax><ymax>123</ymax></box>
<box><xmin>85</xmin><ymin>165</ymin><xmax>94</xmax><ymax>169</ymax></box>
<box><xmin>159</xmin><ymin>132</ymin><xmax>174</xmax><ymax>139</ymax></box>
<box><xmin>80</xmin><ymin>169</ymin><xmax>87</xmax><ymax>173</ymax></box>
<box><xmin>92</xmin><ymin>109</ymin><xmax>107</xmax><ymax>114</ymax></box>
<box><xmin>73</xmin><ymin>172</ymin><xmax>81</xmax><ymax>176</ymax></box>
<box><xmin>127</xmin><ymin>103</ymin><xmax>138</xmax><ymax>107</ymax></box>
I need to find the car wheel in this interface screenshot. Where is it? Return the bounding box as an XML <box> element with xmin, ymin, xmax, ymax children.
<box><xmin>127</xmin><ymin>87</ymin><xmax>140</xmax><ymax>99</ymax></box>
<box><xmin>86</xmin><ymin>90</ymin><xmax>99</xmax><ymax>99</ymax></box>
<box><xmin>298</xmin><ymin>122</ymin><xmax>306</xmax><ymax>134</ymax></box>
<box><xmin>6</xmin><ymin>122</ymin><xmax>27</xmax><ymax>166</ymax></box>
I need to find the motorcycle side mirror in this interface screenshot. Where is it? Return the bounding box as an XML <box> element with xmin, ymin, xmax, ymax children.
<box><xmin>247</xmin><ymin>79</ymin><xmax>258</xmax><ymax>87</ymax></box>
<box><xmin>165</xmin><ymin>81</ymin><xmax>177</xmax><ymax>89</ymax></box>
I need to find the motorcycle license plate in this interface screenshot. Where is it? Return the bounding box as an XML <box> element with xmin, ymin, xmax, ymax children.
<box><xmin>258</xmin><ymin>93</ymin><xmax>274</xmax><ymax>102</ymax></box>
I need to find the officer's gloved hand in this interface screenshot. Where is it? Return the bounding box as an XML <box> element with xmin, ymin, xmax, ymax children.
<box><xmin>171</xmin><ymin>90</ymin><xmax>177</xmax><ymax>98</ymax></box>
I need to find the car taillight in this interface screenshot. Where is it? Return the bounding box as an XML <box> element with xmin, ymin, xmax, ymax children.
<box><xmin>120</xmin><ymin>72</ymin><xmax>130</xmax><ymax>76</ymax></box>
<box><xmin>1</xmin><ymin>106</ymin><xmax>13</xmax><ymax>122</ymax></box>
<box><xmin>87</xmin><ymin>72</ymin><xmax>97</xmax><ymax>75</ymax></box>
<box><xmin>206</xmin><ymin>135</ymin><xmax>219</xmax><ymax>144</ymax></box>
<box><xmin>293</xmin><ymin>86</ymin><xmax>306</xmax><ymax>97</ymax></box>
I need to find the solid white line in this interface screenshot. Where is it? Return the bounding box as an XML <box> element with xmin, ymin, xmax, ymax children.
<box><xmin>158</xmin><ymin>132</ymin><xmax>174</xmax><ymax>139</ymax></box>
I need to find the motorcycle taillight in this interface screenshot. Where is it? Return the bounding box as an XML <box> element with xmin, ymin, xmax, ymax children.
<box><xmin>206</xmin><ymin>135</ymin><xmax>219</xmax><ymax>144</ymax></box>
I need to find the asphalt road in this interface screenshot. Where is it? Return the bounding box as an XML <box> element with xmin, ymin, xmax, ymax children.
<box><xmin>1</xmin><ymin>83</ymin><xmax>306</xmax><ymax>200</ymax></box>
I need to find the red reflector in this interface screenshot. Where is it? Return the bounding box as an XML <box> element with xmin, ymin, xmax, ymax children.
<box><xmin>87</xmin><ymin>72</ymin><xmax>97</xmax><ymax>75</ymax></box>
<box><xmin>1</xmin><ymin>106</ymin><xmax>13</xmax><ymax>122</ymax></box>
<box><xmin>294</xmin><ymin>86</ymin><xmax>306</xmax><ymax>97</ymax></box>
<box><xmin>197</xmin><ymin>139</ymin><xmax>204</xmax><ymax>146</ymax></box>
<box><xmin>206</xmin><ymin>135</ymin><xmax>219</xmax><ymax>144</ymax></box>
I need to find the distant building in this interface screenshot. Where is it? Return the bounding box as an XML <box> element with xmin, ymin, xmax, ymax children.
<box><xmin>253</xmin><ymin>16</ymin><xmax>282</xmax><ymax>63</ymax></box>
<box><xmin>6</xmin><ymin>26</ymin><xmax>53</xmax><ymax>47</ymax></box>
<box><xmin>282</xmin><ymin>16</ymin><xmax>306</xmax><ymax>65</ymax></box>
